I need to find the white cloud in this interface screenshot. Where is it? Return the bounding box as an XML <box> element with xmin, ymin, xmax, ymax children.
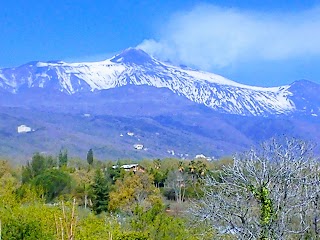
<box><xmin>137</xmin><ymin>4</ymin><xmax>320</xmax><ymax>71</ymax></box>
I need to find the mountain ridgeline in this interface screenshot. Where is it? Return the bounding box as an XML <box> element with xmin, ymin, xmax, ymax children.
<box><xmin>1</xmin><ymin>48</ymin><xmax>319</xmax><ymax>117</ymax></box>
<box><xmin>0</xmin><ymin>48</ymin><xmax>319</xmax><ymax>161</ymax></box>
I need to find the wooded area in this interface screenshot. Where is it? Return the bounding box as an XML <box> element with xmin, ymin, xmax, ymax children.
<box><xmin>0</xmin><ymin>138</ymin><xmax>319</xmax><ymax>239</ymax></box>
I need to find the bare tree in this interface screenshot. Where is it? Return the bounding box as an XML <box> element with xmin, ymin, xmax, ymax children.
<box><xmin>190</xmin><ymin>138</ymin><xmax>320</xmax><ymax>239</ymax></box>
<box><xmin>166</xmin><ymin>170</ymin><xmax>187</xmax><ymax>202</ymax></box>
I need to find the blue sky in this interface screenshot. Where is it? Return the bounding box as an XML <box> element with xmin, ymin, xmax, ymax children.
<box><xmin>1</xmin><ymin>0</ymin><xmax>320</xmax><ymax>86</ymax></box>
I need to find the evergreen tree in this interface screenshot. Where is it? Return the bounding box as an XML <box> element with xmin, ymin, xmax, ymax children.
<box><xmin>91</xmin><ymin>169</ymin><xmax>109</xmax><ymax>214</ymax></box>
<box><xmin>58</xmin><ymin>149</ymin><xmax>68</xmax><ymax>168</ymax></box>
<box><xmin>86</xmin><ymin>148</ymin><xmax>94</xmax><ymax>165</ymax></box>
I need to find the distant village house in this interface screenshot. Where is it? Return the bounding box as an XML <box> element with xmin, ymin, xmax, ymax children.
<box><xmin>195</xmin><ymin>154</ymin><xmax>213</xmax><ymax>161</ymax></box>
<box><xmin>134</xmin><ymin>144</ymin><xmax>144</xmax><ymax>150</ymax></box>
<box><xmin>195</xmin><ymin>154</ymin><xmax>206</xmax><ymax>159</ymax></box>
<box><xmin>17</xmin><ymin>125</ymin><xmax>32</xmax><ymax>133</ymax></box>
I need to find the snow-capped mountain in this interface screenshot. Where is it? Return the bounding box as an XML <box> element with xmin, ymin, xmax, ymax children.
<box><xmin>1</xmin><ymin>48</ymin><xmax>320</xmax><ymax>161</ymax></box>
<box><xmin>0</xmin><ymin>48</ymin><xmax>318</xmax><ymax>116</ymax></box>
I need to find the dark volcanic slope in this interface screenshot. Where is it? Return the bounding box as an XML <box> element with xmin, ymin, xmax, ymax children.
<box><xmin>1</xmin><ymin>85</ymin><xmax>320</xmax><ymax>162</ymax></box>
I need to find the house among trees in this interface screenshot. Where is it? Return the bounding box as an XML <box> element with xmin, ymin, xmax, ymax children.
<box><xmin>112</xmin><ymin>163</ymin><xmax>145</xmax><ymax>173</ymax></box>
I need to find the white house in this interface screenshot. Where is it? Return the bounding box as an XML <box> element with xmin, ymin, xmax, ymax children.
<box><xmin>112</xmin><ymin>163</ymin><xmax>145</xmax><ymax>172</ymax></box>
<box><xmin>17</xmin><ymin>125</ymin><xmax>32</xmax><ymax>133</ymax></box>
<box><xmin>195</xmin><ymin>154</ymin><xmax>207</xmax><ymax>159</ymax></box>
<box><xmin>195</xmin><ymin>154</ymin><xmax>213</xmax><ymax>161</ymax></box>
<box><xmin>133</xmin><ymin>144</ymin><xmax>144</xmax><ymax>150</ymax></box>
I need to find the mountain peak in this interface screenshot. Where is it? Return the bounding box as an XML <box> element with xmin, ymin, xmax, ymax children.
<box><xmin>290</xmin><ymin>79</ymin><xmax>317</xmax><ymax>87</ymax></box>
<box><xmin>110</xmin><ymin>48</ymin><xmax>154</xmax><ymax>65</ymax></box>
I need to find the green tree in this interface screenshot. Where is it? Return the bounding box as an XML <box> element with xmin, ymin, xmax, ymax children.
<box><xmin>32</xmin><ymin>169</ymin><xmax>72</xmax><ymax>202</ymax></box>
<box><xmin>58</xmin><ymin>149</ymin><xmax>68</xmax><ymax>168</ymax></box>
<box><xmin>106</xmin><ymin>164</ymin><xmax>124</xmax><ymax>184</ymax></box>
<box><xmin>91</xmin><ymin>169</ymin><xmax>110</xmax><ymax>214</ymax></box>
<box><xmin>31</xmin><ymin>153</ymin><xmax>47</xmax><ymax>176</ymax></box>
<box><xmin>152</xmin><ymin>169</ymin><xmax>167</xmax><ymax>188</ymax></box>
<box><xmin>86</xmin><ymin>148</ymin><xmax>94</xmax><ymax>166</ymax></box>
<box><xmin>22</xmin><ymin>153</ymin><xmax>56</xmax><ymax>183</ymax></box>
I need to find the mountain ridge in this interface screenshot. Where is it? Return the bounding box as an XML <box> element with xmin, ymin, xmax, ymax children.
<box><xmin>2</xmin><ymin>48</ymin><xmax>318</xmax><ymax>116</ymax></box>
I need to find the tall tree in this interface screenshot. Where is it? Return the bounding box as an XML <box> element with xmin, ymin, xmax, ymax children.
<box><xmin>190</xmin><ymin>138</ymin><xmax>320</xmax><ymax>239</ymax></box>
<box><xmin>91</xmin><ymin>169</ymin><xmax>109</xmax><ymax>214</ymax></box>
<box><xmin>30</xmin><ymin>153</ymin><xmax>47</xmax><ymax>177</ymax></box>
<box><xmin>58</xmin><ymin>149</ymin><xmax>68</xmax><ymax>168</ymax></box>
<box><xmin>86</xmin><ymin>149</ymin><xmax>94</xmax><ymax>166</ymax></box>
<box><xmin>165</xmin><ymin>170</ymin><xmax>187</xmax><ymax>202</ymax></box>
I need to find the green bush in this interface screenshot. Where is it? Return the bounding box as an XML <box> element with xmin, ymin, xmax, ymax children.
<box><xmin>2</xmin><ymin>218</ymin><xmax>53</xmax><ymax>240</ymax></box>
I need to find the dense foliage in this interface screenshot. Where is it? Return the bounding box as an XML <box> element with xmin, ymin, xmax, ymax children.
<box><xmin>1</xmin><ymin>138</ymin><xmax>318</xmax><ymax>239</ymax></box>
<box><xmin>0</xmin><ymin>153</ymin><xmax>220</xmax><ymax>239</ymax></box>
